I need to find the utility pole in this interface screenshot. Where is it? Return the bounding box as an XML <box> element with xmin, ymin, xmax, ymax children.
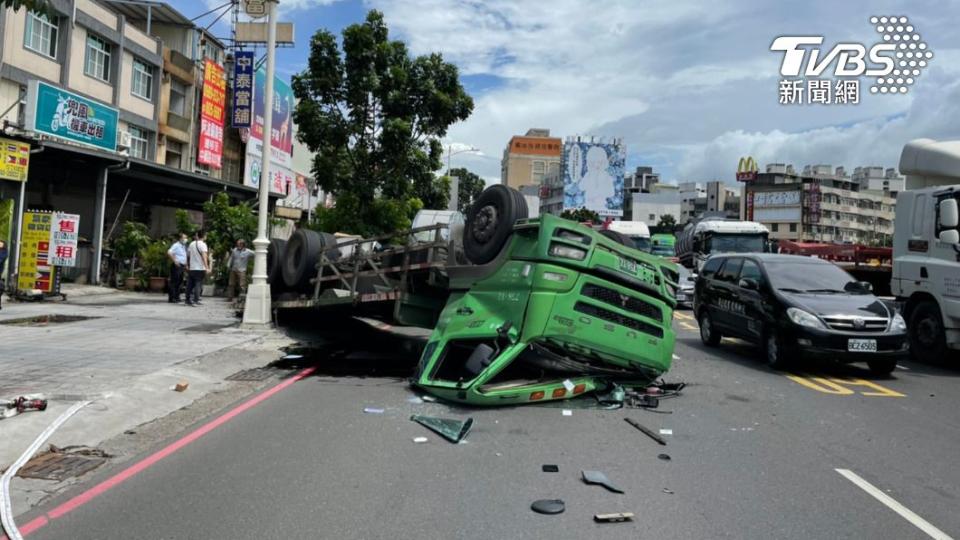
<box><xmin>243</xmin><ymin>0</ymin><xmax>277</xmax><ymax>325</ymax></box>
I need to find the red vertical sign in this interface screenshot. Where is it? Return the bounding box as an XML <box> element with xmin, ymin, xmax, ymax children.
<box><xmin>198</xmin><ymin>59</ymin><xmax>226</xmax><ymax>169</ymax></box>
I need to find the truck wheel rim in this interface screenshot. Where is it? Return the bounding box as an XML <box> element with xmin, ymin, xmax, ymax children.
<box><xmin>917</xmin><ymin>316</ymin><xmax>940</xmax><ymax>347</ymax></box>
<box><xmin>472</xmin><ymin>205</ymin><xmax>499</xmax><ymax>243</ymax></box>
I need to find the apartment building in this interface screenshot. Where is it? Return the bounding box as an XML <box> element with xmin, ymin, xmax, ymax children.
<box><xmin>678</xmin><ymin>181</ymin><xmax>741</xmax><ymax>223</ymax></box>
<box><xmin>500</xmin><ymin>128</ymin><xmax>561</xmax><ymax>191</ymax></box>
<box><xmin>745</xmin><ymin>163</ymin><xmax>897</xmax><ymax>245</ymax></box>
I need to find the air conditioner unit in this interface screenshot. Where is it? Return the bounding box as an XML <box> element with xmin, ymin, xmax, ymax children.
<box><xmin>118</xmin><ymin>130</ymin><xmax>132</xmax><ymax>149</ymax></box>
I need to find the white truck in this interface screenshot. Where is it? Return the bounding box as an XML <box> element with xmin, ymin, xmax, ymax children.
<box><xmin>676</xmin><ymin>216</ymin><xmax>769</xmax><ymax>271</ymax></box>
<box><xmin>605</xmin><ymin>220</ymin><xmax>652</xmax><ymax>252</ymax></box>
<box><xmin>892</xmin><ymin>139</ymin><xmax>960</xmax><ymax>362</ymax></box>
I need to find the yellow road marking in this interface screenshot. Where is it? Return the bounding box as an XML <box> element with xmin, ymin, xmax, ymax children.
<box><xmin>674</xmin><ymin>312</ymin><xmax>693</xmax><ymax>321</ymax></box>
<box><xmin>679</xmin><ymin>322</ymin><xmax>697</xmax><ymax>331</ymax></box>
<box><xmin>786</xmin><ymin>374</ymin><xmax>905</xmax><ymax>397</ymax></box>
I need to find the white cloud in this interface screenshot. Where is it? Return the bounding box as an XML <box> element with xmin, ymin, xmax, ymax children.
<box><xmin>367</xmin><ymin>0</ymin><xmax>960</xmax><ymax>183</ymax></box>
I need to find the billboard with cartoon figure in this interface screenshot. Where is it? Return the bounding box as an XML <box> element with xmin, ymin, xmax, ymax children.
<box><xmin>562</xmin><ymin>141</ymin><xmax>625</xmax><ymax>217</ymax></box>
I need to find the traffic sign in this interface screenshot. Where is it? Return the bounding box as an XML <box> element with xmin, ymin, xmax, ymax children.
<box><xmin>243</xmin><ymin>0</ymin><xmax>267</xmax><ymax>18</ymax></box>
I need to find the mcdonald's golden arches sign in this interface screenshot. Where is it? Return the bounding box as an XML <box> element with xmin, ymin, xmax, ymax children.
<box><xmin>736</xmin><ymin>156</ymin><xmax>759</xmax><ymax>182</ymax></box>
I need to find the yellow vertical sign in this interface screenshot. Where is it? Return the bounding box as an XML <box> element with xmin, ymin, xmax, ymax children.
<box><xmin>0</xmin><ymin>137</ymin><xmax>30</xmax><ymax>182</ymax></box>
<box><xmin>17</xmin><ymin>211</ymin><xmax>55</xmax><ymax>293</ymax></box>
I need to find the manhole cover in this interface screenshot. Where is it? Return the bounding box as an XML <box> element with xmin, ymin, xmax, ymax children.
<box><xmin>0</xmin><ymin>315</ymin><xmax>99</xmax><ymax>326</ymax></box>
<box><xmin>17</xmin><ymin>452</ymin><xmax>106</xmax><ymax>481</ymax></box>
<box><xmin>225</xmin><ymin>368</ymin><xmax>277</xmax><ymax>381</ymax></box>
<box><xmin>180</xmin><ymin>323</ymin><xmax>238</xmax><ymax>333</ymax></box>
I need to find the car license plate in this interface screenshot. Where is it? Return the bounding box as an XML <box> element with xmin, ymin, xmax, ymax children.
<box><xmin>617</xmin><ymin>257</ymin><xmax>637</xmax><ymax>274</ymax></box>
<box><xmin>676</xmin><ymin>293</ymin><xmax>688</xmax><ymax>302</ymax></box>
<box><xmin>848</xmin><ymin>339</ymin><xmax>877</xmax><ymax>352</ymax></box>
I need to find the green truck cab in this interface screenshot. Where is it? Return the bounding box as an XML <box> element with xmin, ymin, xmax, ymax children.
<box><xmin>651</xmin><ymin>233</ymin><xmax>676</xmax><ymax>258</ymax></box>
<box><xmin>415</xmin><ymin>198</ymin><xmax>678</xmax><ymax>406</ymax></box>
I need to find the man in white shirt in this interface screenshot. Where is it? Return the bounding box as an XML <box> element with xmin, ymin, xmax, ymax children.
<box><xmin>185</xmin><ymin>230</ymin><xmax>209</xmax><ymax>306</ymax></box>
<box><xmin>226</xmin><ymin>239</ymin><xmax>255</xmax><ymax>301</ymax></box>
<box><xmin>166</xmin><ymin>233</ymin><xmax>188</xmax><ymax>303</ymax></box>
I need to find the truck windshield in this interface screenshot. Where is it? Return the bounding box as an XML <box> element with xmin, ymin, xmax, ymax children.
<box><xmin>706</xmin><ymin>234</ymin><xmax>765</xmax><ymax>254</ymax></box>
<box><xmin>631</xmin><ymin>236</ymin><xmax>652</xmax><ymax>252</ymax></box>
<box><xmin>764</xmin><ymin>261</ymin><xmax>865</xmax><ymax>294</ymax></box>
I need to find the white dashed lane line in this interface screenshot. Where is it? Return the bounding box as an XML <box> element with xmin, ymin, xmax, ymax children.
<box><xmin>835</xmin><ymin>469</ymin><xmax>954</xmax><ymax>540</ymax></box>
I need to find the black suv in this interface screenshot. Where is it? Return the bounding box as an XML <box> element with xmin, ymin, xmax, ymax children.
<box><xmin>693</xmin><ymin>254</ymin><xmax>908</xmax><ymax>374</ymax></box>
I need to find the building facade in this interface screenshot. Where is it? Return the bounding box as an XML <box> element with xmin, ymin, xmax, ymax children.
<box><xmin>630</xmin><ymin>192</ymin><xmax>681</xmax><ymax>226</ymax></box>
<box><xmin>744</xmin><ymin>163</ymin><xmax>898</xmax><ymax>245</ymax></box>
<box><xmin>500</xmin><ymin>128</ymin><xmax>561</xmax><ymax>191</ymax></box>
<box><xmin>622</xmin><ymin>165</ymin><xmax>660</xmax><ymax>217</ymax></box>
<box><xmin>678</xmin><ymin>181</ymin><xmax>740</xmax><ymax>223</ymax></box>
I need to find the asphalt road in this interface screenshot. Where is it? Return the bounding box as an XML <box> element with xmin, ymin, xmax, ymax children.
<box><xmin>17</xmin><ymin>313</ymin><xmax>960</xmax><ymax>540</ymax></box>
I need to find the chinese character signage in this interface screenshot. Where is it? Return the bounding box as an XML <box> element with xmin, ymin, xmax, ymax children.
<box><xmin>232</xmin><ymin>50</ymin><xmax>254</xmax><ymax>128</ymax></box>
<box><xmin>25</xmin><ymin>80</ymin><xmax>119</xmax><ymax>152</ymax></box>
<box><xmin>251</xmin><ymin>67</ymin><xmax>294</xmax><ymax>167</ymax></box>
<box><xmin>198</xmin><ymin>59</ymin><xmax>226</xmax><ymax>169</ymax></box>
<box><xmin>561</xmin><ymin>140</ymin><xmax>625</xmax><ymax>217</ymax></box>
<box><xmin>17</xmin><ymin>211</ymin><xmax>55</xmax><ymax>293</ymax></box>
<box><xmin>49</xmin><ymin>212</ymin><xmax>80</xmax><ymax>267</ymax></box>
<box><xmin>0</xmin><ymin>138</ymin><xmax>30</xmax><ymax>182</ymax></box>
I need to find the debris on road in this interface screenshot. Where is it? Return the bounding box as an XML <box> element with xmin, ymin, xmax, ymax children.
<box><xmin>412</xmin><ymin>437</ymin><xmax>428</xmax><ymax>444</ymax></box>
<box><xmin>659</xmin><ymin>428</ymin><xmax>673</xmax><ymax>436</ymax></box>
<box><xmin>581</xmin><ymin>470</ymin><xmax>624</xmax><ymax>494</ymax></box>
<box><xmin>657</xmin><ymin>453</ymin><xmax>671</xmax><ymax>461</ymax></box>
<box><xmin>542</xmin><ymin>464</ymin><xmax>559</xmax><ymax>473</ymax></box>
<box><xmin>2</xmin><ymin>396</ymin><xmax>49</xmax><ymax>420</ymax></box>
<box><xmin>594</xmin><ymin>512</ymin><xmax>634</xmax><ymax>523</ymax></box>
<box><xmin>173</xmin><ymin>381</ymin><xmax>189</xmax><ymax>392</ymax></box>
<box><xmin>530</xmin><ymin>499</ymin><xmax>565</xmax><ymax>515</ymax></box>
<box><xmin>624</xmin><ymin>418</ymin><xmax>668</xmax><ymax>446</ymax></box>
<box><xmin>410</xmin><ymin>415</ymin><xmax>473</xmax><ymax>443</ymax></box>
<box><xmin>561</xmin><ymin>409</ymin><xmax>572</xmax><ymax>416</ymax></box>
<box><xmin>363</xmin><ymin>407</ymin><xmax>385</xmax><ymax>414</ymax></box>
<box><xmin>662</xmin><ymin>488</ymin><xmax>675</xmax><ymax>495</ymax></box>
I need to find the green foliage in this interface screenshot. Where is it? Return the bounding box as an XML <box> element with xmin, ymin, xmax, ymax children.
<box><xmin>292</xmin><ymin>10</ymin><xmax>473</xmax><ymax>235</ymax></box>
<box><xmin>201</xmin><ymin>193</ymin><xmax>257</xmax><ymax>283</ymax></box>
<box><xmin>112</xmin><ymin>222</ymin><xmax>151</xmax><ymax>260</ymax></box>
<box><xmin>656</xmin><ymin>214</ymin><xmax>677</xmax><ymax>230</ymax></box>
<box><xmin>139</xmin><ymin>239</ymin><xmax>170</xmax><ymax>278</ymax></box>
<box><xmin>1</xmin><ymin>0</ymin><xmax>53</xmax><ymax>16</ymax></box>
<box><xmin>448</xmin><ymin>167</ymin><xmax>485</xmax><ymax>213</ymax></box>
<box><xmin>308</xmin><ymin>192</ymin><xmax>423</xmax><ymax>237</ymax></box>
<box><xmin>175</xmin><ymin>209</ymin><xmax>198</xmax><ymax>236</ymax></box>
<box><xmin>560</xmin><ymin>207</ymin><xmax>601</xmax><ymax>224</ymax></box>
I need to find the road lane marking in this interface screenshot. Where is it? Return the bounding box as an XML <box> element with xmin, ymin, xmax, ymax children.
<box><xmin>786</xmin><ymin>375</ymin><xmax>905</xmax><ymax>397</ymax></box>
<box><xmin>835</xmin><ymin>469</ymin><xmax>954</xmax><ymax>540</ymax></box>
<box><xmin>7</xmin><ymin>366</ymin><xmax>318</xmax><ymax>538</ymax></box>
<box><xmin>679</xmin><ymin>322</ymin><xmax>697</xmax><ymax>331</ymax></box>
<box><xmin>673</xmin><ymin>312</ymin><xmax>693</xmax><ymax>321</ymax></box>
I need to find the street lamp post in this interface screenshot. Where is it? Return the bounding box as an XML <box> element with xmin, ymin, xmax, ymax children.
<box><xmin>243</xmin><ymin>0</ymin><xmax>278</xmax><ymax>325</ymax></box>
<box><xmin>445</xmin><ymin>145</ymin><xmax>477</xmax><ymax>211</ymax></box>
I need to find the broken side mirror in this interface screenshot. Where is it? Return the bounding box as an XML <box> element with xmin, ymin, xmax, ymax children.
<box><xmin>738</xmin><ymin>278</ymin><xmax>759</xmax><ymax>290</ymax></box>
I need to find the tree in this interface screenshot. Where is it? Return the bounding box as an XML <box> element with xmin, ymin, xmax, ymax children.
<box><xmin>202</xmin><ymin>193</ymin><xmax>257</xmax><ymax>284</ymax></box>
<box><xmin>292</xmin><ymin>10</ymin><xmax>474</xmax><ymax>234</ymax></box>
<box><xmin>1</xmin><ymin>0</ymin><xmax>51</xmax><ymax>14</ymax></box>
<box><xmin>448</xmin><ymin>167</ymin><xmax>485</xmax><ymax>213</ymax></box>
<box><xmin>560</xmin><ymin>207</ymin><xmax>601</xmax><ymax>223</ymax></box>
<box><xmin>656</xmin><ymin>214</ymin><xmax>677</xmax><ymax>230</ymax></box>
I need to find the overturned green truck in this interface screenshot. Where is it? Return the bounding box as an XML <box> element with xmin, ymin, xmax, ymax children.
<box><xmin>270</xmin><ymin>185</ymin><xmax>678</xmax><ymax>406</ymax></box>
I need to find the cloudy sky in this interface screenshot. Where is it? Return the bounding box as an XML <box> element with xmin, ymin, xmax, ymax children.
<box><xmin>176</xmin><ymin>0</ymin><xmax>960</xmax><ymax>185</ymax></box>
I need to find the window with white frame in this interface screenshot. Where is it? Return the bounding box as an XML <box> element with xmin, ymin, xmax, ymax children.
<box><xmin>24</xmin><ymin>11</ymin><xmax>58</xmax><ymax>58</ymax></box>
<box><xmin>128</xmin><ymin>125</ymin><xmax>148</xmax><ymax>159</ymax></box>
<box><xmin>84</xmin><ymin>34</ymin><xmax>111</xmax><ymax>82</ymax></box>
<box><xmin>169</xmin><ymin>79</ymin><xmax>187</xmax><ymax>116</ymax></box>
<box><xmin>131</xmin><ymin>58</ymin><xmax>153</xmax><ymax>100</ymax></box>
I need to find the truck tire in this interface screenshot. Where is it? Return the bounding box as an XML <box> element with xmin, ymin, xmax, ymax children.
<box><xmin>909</xmin><ymin>301</ymin><xmax>947</xmax><ymax>362</ymax></box>
<box><xmin>267</xmin><ymin>239</ymin><xmax>286</xmax><ymax>287</ymax></box>
<box><xmin>464</xmin><ymin>185</ymin><xmax>528</xmax><ymax>264</ymax></box>
<box><xmin>599</xmin><ymin>229</ymin><xmax>634</xmax><ymax>249</ymax></box>
<box><xmin>282</xmin><ymin>230</ymin><xmax>341</xmax><ymax>291</ymax></box>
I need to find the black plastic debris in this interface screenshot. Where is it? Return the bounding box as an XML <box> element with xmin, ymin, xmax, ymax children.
<box><xmin>542</xmin><ymin>464</ymin><xmax>559</xmax><ymax>473</ymax></box>
<box><xmin>624</xmin><ymin>418</ymin><xmax>667</xmax><ymax>446</ymax></box>
<box><xmin>581</xmin><ymin>470</ymin><xmax>624</xmax><ymax>494</ymax></box>
<box><xmin>531</xmin><ymin>499</ymin><xmax>565</xmax><ymax>515</ymax></box>
<box><xmin>657</xmin><ymin>453</ymin><xmax>671</xmax><ymax>461</ymax></box>
<box><xmin>410</xmin><ymin>415</ymin><xmax>474</xmax><ymax>443</ymax></box>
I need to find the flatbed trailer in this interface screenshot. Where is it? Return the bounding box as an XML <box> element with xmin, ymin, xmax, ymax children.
<box><xmin>777</xmin><ymin>240</ymin><xmax>892</xmax><ymax>295</ymax></box>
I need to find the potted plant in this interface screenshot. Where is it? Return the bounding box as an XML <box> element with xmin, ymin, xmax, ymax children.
<box><xmin>139</xmin><ymin>239</ymin><xmax>171</xmax><ymax>292</ymax></box>
<box><xmin>112</xmin><ymin>222</ymin><xmax>151</xmax><ymax>288</ymax></box>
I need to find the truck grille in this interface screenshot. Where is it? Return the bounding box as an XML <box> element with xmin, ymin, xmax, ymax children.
<box><xmin>581</xmin><ymin>284</ymin><xmax>662</xmax><ymax>322</ymax></box>
<box><xmin>821</xmin><ymin>315</ymin><xmax>888</xmax><ymax>332</ymax></box>
<box><xmin>574</xmin><ymin>302</ymin><xmax>664</xmax><ymax>338</ymax></box>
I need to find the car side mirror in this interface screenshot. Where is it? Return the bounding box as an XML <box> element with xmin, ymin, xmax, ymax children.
<box><xmin>738</xmin><ymin>278</ymin><xmax>759</xmax><ymax>290</ymax></box>
<box><xmin>858</xmin><ymin>281</ymin><xmax>873</xmax><ymax>292</ymax></box>
<box><xmin>939</xmin><ymin>198</ymin><xmax>959</xmax><ymax>229</ymax></box>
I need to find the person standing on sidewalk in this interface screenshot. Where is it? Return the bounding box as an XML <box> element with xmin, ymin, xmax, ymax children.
<box><xmin>166</xmin><ymin>233</ymin><xmax>188</xmax><ymax>303</ymax></box>
<box><xmin>185</xmin><ymin>230</ymin><xmax>209</xmax><ymax>307</ymax></box>
<box><xmin>226</xmin><ymin>239</ymin><xmax>254</xmax><ymax>302</ymax></box>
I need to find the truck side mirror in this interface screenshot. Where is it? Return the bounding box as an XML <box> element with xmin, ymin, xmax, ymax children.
<box><xmin>940</xmin><ymin>199</ymin><xmax>959</xmax><ymax>229</ymax></box>
<box><xmin>941</xmin><ymin>230</ymin><xmax>960</xmax><ymax>244</ymax></box>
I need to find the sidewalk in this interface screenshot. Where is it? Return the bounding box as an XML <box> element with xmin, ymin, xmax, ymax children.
<box><xmin>0</xmin><ymin>285</ymin><xmax>297</xmax><ymax>514</ymax></box>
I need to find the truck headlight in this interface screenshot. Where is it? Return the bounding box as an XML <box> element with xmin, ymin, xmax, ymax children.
<box><xmin>890</xmin><ymin>313</ymin><xmax>907</xmax><ymax>333</ymax></box>
<box><xmin>787</xmin><ymin>307</ymin><xmax>826</xmax><ymax>330</ymax></box>
<box><xmin>549</xmin><ymin>243</ymin><xmax>587</xmax><ymax>261</ymax></box>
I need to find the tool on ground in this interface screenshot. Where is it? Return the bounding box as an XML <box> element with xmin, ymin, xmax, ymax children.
<box><xmin>624</xmin><ymin>417</ymin><xmax>667</xmax><ymax>446</ymax></box>
<box><xmin>542</xmin><ymin>464</ymin><xmax>559</xmax><ymax>473</ymax></box>
<box><xmin>410</xmin><ymin>415</ymin><xmax>473</xmax><ymax>443</ymax></box>
<box><xmin>581</xmin><ymin>470</ymin><xmax>624</xmax><ymax>494</ymax></box>
<box><xmin>530</xmin><ymin>499</ymin><xmax>565</xmax><ymax>515</ymax></box>
<box><xmin>594</xmin><ymin>512</ymin><xmax>634</xmax><ymax>523</ymax></box>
